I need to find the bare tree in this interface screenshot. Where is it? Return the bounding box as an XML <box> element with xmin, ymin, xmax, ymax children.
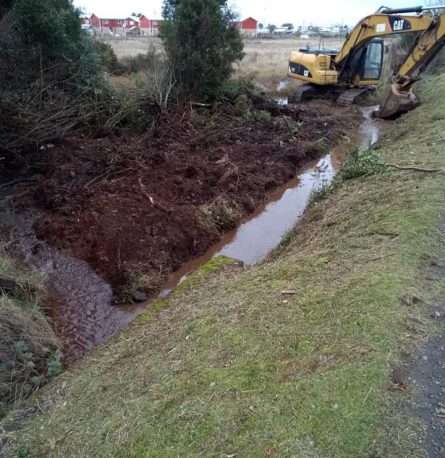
<box><xmin>143</xmin><ymin>58</ymin><xmax>176</xmax><ymax>112</ymax></box>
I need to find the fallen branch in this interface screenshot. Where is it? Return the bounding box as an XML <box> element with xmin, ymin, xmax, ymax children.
<box><xmin>190</xmin><ymin>102</ymin><xmax>211</xmax><ymax>108</ymax></box>
<box><xmin>379</xmin><ymin>163</ymin><xmax>443</xmax><ymax>173</ymax></box>
<box><xmin>0</xmin><ymin>178</ymin><xmax>37</xmax><ymax>188</ymax></box>
<box><xmin>280</xmin><ymin>114</ymin><xmax>297</xmax><ymax>140</ymax></box>
<box><xmin>360</xmin><ymin>253</ymin><xmax>396</xmax><ymax>263</ymax></box>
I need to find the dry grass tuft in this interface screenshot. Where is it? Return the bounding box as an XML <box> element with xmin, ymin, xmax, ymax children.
<box><xmin>0</xmin><ymin>248</ymin><xmax>61</xmax><ymax>411</ymax></box>
<box><xmin>197</xmin><ymin>197</ymin><xmax>241</xmax><ymax>234</ymax></box>
<box><xmin>0</xmin><ymin>297</ymin><xmax>60</xmax><ymax>408</ymax></box>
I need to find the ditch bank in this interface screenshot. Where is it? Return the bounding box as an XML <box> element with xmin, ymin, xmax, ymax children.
<box><xmin>8</xmin><ymin>69</ymin><xmax>445</xmax><ymax>457</ymax></box>
<box><xmin>1</xmin><ymin>100</ymin><xmax>361</xmax><ymax>363</ymax></box>
<box><xmin>32</xmin><ymin>101</ymin><xmax>357</xmax><ymax>300</ymax></box>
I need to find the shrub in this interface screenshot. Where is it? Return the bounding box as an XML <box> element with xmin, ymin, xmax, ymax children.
<box><xmin>217</xmin><ymin>78</ymin><xmax>256</xmax><ymax>101</ymax></box>
<box><xmin>161</xmin><ymin>0</ymin><xmax>244</xmax><ymax>100</ymax></box>
<box><xmin>119</xmin><ymin>46</ymin><xmax>159</xmax><ymax>73</ymax></box>
<box><xmin>0</xmin><ymin>0</ymin><xmax>130</xmax><ymax>166</ymax></box>
<box><xmin>94</xmin><ymin>41</ymin><xmax>122</xmax><ymax>74</ymax></box>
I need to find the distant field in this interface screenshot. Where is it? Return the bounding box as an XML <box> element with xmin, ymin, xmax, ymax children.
<box><xmin>101</xmin><ymin>37</ymin><xmax>163</xmax><ymax>58</ymax></box>
<box><xmin>102</xmin><ymin>36</ymin><xmax>346</xmax><ymax>89</ymax></box>
<box><xmin>234</xmin><ymin>37</ymin><xmax>344</xmax><ymax>87</ymax></box>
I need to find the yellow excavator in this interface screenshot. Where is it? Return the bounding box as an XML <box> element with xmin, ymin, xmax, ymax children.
<box><xmin>287</xmin><ymin>5</ymin><xmax>445</xmax><ymax>118</ymax></box>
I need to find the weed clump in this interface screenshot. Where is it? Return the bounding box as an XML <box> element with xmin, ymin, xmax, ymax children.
<box><xmin>313</xmin><ymin>137</ymin><xmax>330</xmax><ymax>154</ymax></box>
<box><xmin>0</xmin><ymin>251</ymin><xmax>61</xmax><ymax>411</ymax></box>
<box><xmin>339</xmin><ymin>146</ymin><xmax>380</xmax><ymax>180</ymax></box>
<box><xmin>94</xmin><ymin>42</ymin><xmax>122</xmax><ymax>75</ymax></box>
<box><xmin>197</xmin><ymin>198</ymin><xmax>241</xmax><ymax>234</ymax></box>
<box><xmin>122</xmin><ymin>270</ymin><xmax>164</xmax><ymax>302</ymax></box>
<box><xmin>309</xmin><ymin>146</ymin><xmax>381</xmax><ymax>205</ymax></box>
<box><xmin>232</xmin><ymin>94</ymin><xmax>272</xmax><ymax>124</ymax></box>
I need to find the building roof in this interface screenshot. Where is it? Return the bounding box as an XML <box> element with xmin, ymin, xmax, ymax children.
<box><xmin>234</xmin><ymin>17</ymin><xmax>258</xmax><ymax>25</ymax></box>
<box><xmin>90</xmin><ymin>12</ymin><xmax>161</xmax><ymax>22</ymax></box>
<box><xmin>88</xmin><ymin>7</ymin><xmax>140</xmax><ymax>19</ymax></box>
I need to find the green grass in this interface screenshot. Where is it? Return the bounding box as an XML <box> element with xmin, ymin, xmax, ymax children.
<box><xmin>9</xmin><ymin>71</ymin><xmax>445</xmax><ymax>457</ymax></box>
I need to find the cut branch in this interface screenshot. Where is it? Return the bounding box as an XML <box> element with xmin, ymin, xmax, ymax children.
<box><xmin>379</xmin><ymin>163</ymin><xmax>443</xmax><ymax>173</ymax></box>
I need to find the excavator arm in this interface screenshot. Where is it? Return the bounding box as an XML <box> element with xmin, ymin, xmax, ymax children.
<box><xmin>377</xmin><ymin>11</ymin><xmax>445</xmax><ymax>118</ymax></box>
<box><xmin>398</xmin><ymin>13</ymin><xmax>445</xmax><ymax>77</ymax></box>
<box><xmin>288</xmin><ymin>7</ymin><xmax>434</xmax><ymax>89</ymax></box>
<box><xmin>335</xmin><ymin>8</ymin><xmax>433</xmax><ymax>84</ymax></box>
<box><xmin>287</xmin><ymin>6</ymin><xmax>445</xmax><ymax>118</ymax></box>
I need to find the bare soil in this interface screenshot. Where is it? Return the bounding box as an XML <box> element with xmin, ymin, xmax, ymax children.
<box><xmin>20</xmin><ymin>101</ymin><xmax>359</xmax><ymax>302</ymax></box>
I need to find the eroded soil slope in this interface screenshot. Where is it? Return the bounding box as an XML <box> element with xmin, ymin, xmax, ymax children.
<box><xmin>32</xmin><ymin>101</ymin><xmax>359</xmax><ymax>299</ymax></box>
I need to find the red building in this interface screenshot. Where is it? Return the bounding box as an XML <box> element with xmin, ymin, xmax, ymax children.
<box><xmin>234</xmin><ymin>17</ymin><xmax>258</xmax><ymax>35</ymax></box>
<box><xmin>90</xmin><ymin>14</ymin><xmax>141</xmax><ymax>35</ymax></box>
<box><xmin>139</xmin><ymin>15</ymin><xmax>161</xmax><ymax>35</ymax></box>
<box><xmin>90</xmin><ymin>14</ymin><xmax>161</xmax><ymax>36</ymax></box>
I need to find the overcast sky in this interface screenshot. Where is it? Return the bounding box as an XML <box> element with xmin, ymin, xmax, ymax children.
<box><xmin>73</xmin><ymin>1</ymin><xmax>424</xmax><ymax>25</ymax></box>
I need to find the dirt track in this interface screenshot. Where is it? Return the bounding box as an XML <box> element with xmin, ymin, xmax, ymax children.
<box><xmin>29</xmin><ymin>101</ymin><xmax>359</xmax><ymax>301</ymax></box>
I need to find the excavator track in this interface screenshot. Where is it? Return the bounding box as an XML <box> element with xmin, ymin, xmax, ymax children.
<box><xmin>288</xmin><ymin>85</ymin><xmax>372</xmax><ymax>107</ymax></box>
<box><xmin>336</xmin><ymin>88</ymin><xmax>372</xmax><ymax>106</ymax></box>
<box><xmin>288</xmin><ymin>84</ymin><xmax>320</xmax><ymax>104</ymax></box>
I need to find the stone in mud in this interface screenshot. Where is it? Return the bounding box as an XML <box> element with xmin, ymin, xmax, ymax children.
<box><xmin>131</xmin><ymin>290</ymin><xmax>148</xmax><ymax>303</ymax></box>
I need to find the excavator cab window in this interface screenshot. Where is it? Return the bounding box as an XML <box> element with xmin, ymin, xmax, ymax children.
<box><xmin>362</xmin><ymin>40</ymin><xmax>384</xmax><ymax>80</ymax></box>
<box><xmin>341</xmin><ymin>38</ymin><xmax>384</xmax><ymax>84</ymax></box>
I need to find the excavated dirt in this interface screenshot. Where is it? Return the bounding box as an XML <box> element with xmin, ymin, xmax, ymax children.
<box><xmin>24</xmin><ymin>101</ymin><xmax>359</xmax><ymax>301</ymax></box>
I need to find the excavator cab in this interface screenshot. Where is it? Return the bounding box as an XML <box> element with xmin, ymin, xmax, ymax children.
<box><xmin>360</xmin><ymin>39</ymin><xmax>384</xmax><ymax>82</ymax></box>
<box><xmin>343</xmin><ymin>38</ymin><xmax>384</xmax><ymax>85</ymax></box>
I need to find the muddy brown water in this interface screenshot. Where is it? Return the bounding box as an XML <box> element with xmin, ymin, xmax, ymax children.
<box><xmin>12</xmin><ymin>106</ymin><xmax>383</xmax><ymax>363</ymax></box>
<box><xmin>159</xmin><ymin>106</ymin><xmax>381</xmax><ymax>295</ymax></box>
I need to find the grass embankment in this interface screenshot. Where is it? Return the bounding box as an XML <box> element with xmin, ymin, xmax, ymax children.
<box><xmin>0</xmin><ymin>247</ymin><xmax>61</xmax><ymax>413</ymax></box>
<box><xmin>11</xmin><ymin>71</ymin><xmax>445</xmax><ymax>457</ymax></box>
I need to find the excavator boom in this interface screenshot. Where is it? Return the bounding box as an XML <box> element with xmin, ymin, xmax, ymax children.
<box><xmin>334</xmin><ymin>12</ymin><xmax>432</xmax><ymax>69</ymax></box>
<box><xmin>288</xmin><ymin>6</ymin><xmax>445</xmax><ymax>117</ymax></box>
<box><xmin>288</xmin><ymin>10</ymin><xmax>434</xmax><ymax>91</ymax></box>
<box><xmin>377</xmin><ymin>12</ymin><xmax>445</xmax><ymax>118</ymax></box>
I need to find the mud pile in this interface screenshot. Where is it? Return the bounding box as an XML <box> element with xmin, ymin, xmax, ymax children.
<box><xmin>31</xmin><ymin>101</ymin><xmax>359</xmax><ymax>300</ymax></box>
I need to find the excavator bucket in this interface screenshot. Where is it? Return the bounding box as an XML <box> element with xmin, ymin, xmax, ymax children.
<box><xmin>374</xmin><ymin>83</ymin><xmax>420</xmax><ymax>119</ymax></box>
